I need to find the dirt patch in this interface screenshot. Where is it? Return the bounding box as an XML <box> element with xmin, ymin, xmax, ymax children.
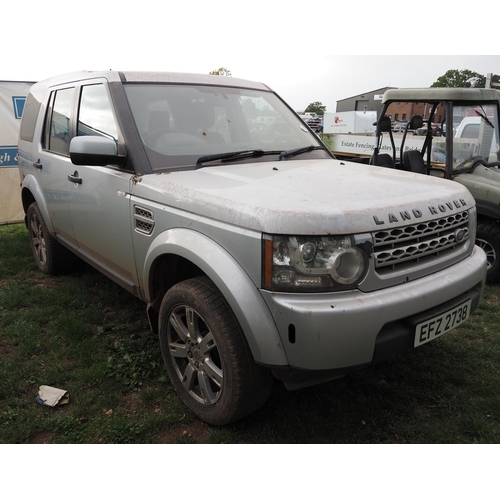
<box><xmin>120</xmin><ymin>391</ymin><xmax>213</xmax><ymax>443</ymax></box>
<box><xmin>28</xmin><ymin>431</ymin><xmax>54</xmax><ymax>444</ymax></box>
<box><xmin>486</xmin><ymin>293</ymin><xmax>500</xmax><ymax>306</ymax></box>
<box><xmin>155</xmin><ymin>419</ymin><xmax>211</xmax><ymax>444</ymax></box>
<box><xmin>123</xmin><ymin>391</ymin><xmax>142</xmax><ymax>415</ymax></box>
<box><xmin>0</xmin><ymin>340</ymin><xmax>15</xmax><ymax>358</ymax></box>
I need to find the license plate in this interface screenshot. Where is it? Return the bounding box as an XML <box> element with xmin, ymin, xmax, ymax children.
<box><xmin>414</xmin><ymin>299</ymin><xmax>471</xmax><ymax>348</ymax></box>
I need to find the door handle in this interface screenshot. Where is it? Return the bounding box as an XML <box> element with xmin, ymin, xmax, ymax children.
<box><xmin>68</xmin><ymin>172</ymin><xmax>82</xmax><ymax>184</ymax></box>
<box><xmin>33</xmin><ymin>159</ymin><xmax>42</xmax><ymax>170</ymax></box>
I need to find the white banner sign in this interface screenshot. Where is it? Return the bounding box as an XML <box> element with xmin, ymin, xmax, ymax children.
<box><xmin>323</xmin><ymin>133</ymin><xmax>446</xmax><ymax>160</ymax></box>
<box><xmin>0</xmin><ymin>81</ymin><xmax>34</xmax><ymax>224</ymax></box>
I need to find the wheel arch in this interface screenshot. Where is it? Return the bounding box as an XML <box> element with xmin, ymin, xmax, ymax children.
<box><xmin>475</xmin><ymin>221</ymin><xmax>500</xmax><ymax>284</ymax></box>
<box><xmin>21</xmin><ymin>175</ymin><xmax>54</xmax><ymax>233</ymax></box>
<box><xmin>143</xmin><ymin>228</ymin><xmax>288</xmax><ymax>367</ymax></box>
<box><xmin>476</xmin><ymin>199</ymin><xmax>500</xmax><ymax>224</ymax></box>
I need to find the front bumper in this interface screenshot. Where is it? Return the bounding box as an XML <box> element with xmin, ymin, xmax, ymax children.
<box><xmin>260</xmin><ymin>246</ymin><xmax>486</xmax><ymax>374</ymax></box>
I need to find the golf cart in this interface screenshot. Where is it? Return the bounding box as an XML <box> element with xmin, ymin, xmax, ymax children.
<box><xmin>372</xmin><ymin>88</ymin><xmax>500</xmax><ymax>283</ymax></box>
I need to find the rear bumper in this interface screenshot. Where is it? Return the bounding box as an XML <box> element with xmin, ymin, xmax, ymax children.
<box><xmin>260</xmin><ymin>246</ymin><xmax>486</xmax><ymax>373</ymax></box>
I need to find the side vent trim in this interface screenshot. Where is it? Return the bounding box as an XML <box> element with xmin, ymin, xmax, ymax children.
<box><xmin>134</xmin><ymin>205</ymin><xmax>155</xmax><ymax>235</ymax></box>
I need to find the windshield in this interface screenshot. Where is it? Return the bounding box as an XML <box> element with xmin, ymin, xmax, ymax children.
<box><xmin>124</xmin><ymin>84</ymin><xmax>326</xmax><ymax>170</ymax></box>
<box><xmin>452</xmin><ymin>103</ymin><xmax>500</xmax><ymax>171</ymax></box>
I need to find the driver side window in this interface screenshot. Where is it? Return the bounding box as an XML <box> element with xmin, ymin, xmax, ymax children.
<box><xmin>78</xmin><ymin>84</ymin><xmax>118</xmax><ymax>142</ymax></box>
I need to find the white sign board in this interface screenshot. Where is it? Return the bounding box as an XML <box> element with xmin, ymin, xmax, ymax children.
<box><xmin>0</xmin><ymin>81</ymin><xmax>34</xmax><ymax>224</ymax></box>
<box><xmin>324</xmin><ymin>133</ymin><xmax>446</xmax><ymax>161</ymax></box>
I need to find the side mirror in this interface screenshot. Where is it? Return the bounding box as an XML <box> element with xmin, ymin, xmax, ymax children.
<box><xmin>70</xmin><ymin>136</ymin><xmax>126</xmax><ymax>166</ymax></box>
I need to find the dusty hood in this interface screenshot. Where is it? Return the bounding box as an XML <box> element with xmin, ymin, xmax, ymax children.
<box><xmin>132</xmin><ymin>159</ymin><xmax>475</xmax><ymax>234</ymax></box>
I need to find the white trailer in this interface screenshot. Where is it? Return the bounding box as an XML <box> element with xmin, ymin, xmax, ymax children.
<box><xmin>0</xmin><ymin>81</ymin><xmax>34</xmax><ymax>224</ymax></box>
<box><xmin>323</xmin><ymin>111</ymin><xmax>377</xmax><ymax>134</ymax></box>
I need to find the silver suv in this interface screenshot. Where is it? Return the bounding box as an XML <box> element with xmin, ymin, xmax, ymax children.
<box><xmin>18</xmin><ymin>71</ymin><xmax>487</xmax><ymax>424</ymax></box>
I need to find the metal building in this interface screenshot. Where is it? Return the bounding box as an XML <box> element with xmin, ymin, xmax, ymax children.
<box><xmin>336</xmin><ymin>87</ymin><xmax>396</xmax><ymax>115</ymax></box>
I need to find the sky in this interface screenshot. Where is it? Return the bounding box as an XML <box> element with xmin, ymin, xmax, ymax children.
<box><xmin>3</xmin><ymin>2</ymin><xmax>498</xmax><ymax>112</ymax></box>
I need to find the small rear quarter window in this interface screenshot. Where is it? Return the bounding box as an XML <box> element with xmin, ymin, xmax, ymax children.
<box><xmin>19</xmin><ymin>92</ymin><xmax>41</xmax><ymax>142</ymax></box>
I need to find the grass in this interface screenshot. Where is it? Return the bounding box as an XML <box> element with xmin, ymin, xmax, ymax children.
<box><xmin>1</xmin><ymin>223</ymin><xmax>499</xmax><ymax>444</ymax></box>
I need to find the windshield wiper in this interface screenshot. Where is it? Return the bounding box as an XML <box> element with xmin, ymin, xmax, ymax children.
<box><xmin>278</xmin><ymin>145</ymin><xmax>323</xmax><ymax>160</ymax></box>
<box><xmin>196</xmin><ymin>145</ymin><xmax>324</xmax><ymax>168</ymax></box>
<box><xmin>196</xmin><ymin>149</ymin><xmax>267</xmax><ymax>168</ymax></box>
<box><xmin>474</xmin><ymin>107</ymin><xmax>495</xmax><ymax>129</ymax></box>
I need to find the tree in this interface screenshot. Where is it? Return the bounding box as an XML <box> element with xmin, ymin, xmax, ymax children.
<box><xmin>304</xmin><ymin>101</ymin><xmax>326</xmax><ymax>115</ymax></box>
<box><xmin>209</xmin><ymin>67</ymin><xmax>232</xmax><ymax>77</ymax></box>
<box><xmin>431</xmin><ymin>69</ymin><xmax>500</xmax><ymax>88</ymax></box>
<box><xmin>488</xmin><ymin>73</ymin><xmax>500</xmax><ymax>88</ymax></box>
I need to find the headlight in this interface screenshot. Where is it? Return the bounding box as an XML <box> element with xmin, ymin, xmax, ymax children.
<box><xmin>262</xmin><ymin>234</ymin><xmax>368</xmax><ymax>292</ymax></box>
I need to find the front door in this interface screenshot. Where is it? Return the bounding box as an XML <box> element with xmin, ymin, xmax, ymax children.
<box><xmin>68</xmin><ymin>82</ymin><xmax>139</xmax><ymax>293</ymax></box>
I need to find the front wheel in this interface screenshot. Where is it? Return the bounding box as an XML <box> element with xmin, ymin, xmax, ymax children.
<box><xmin>476</xmin><ymin>223</ymin><xmax>500</xmax><ymax>284</ymax></box>
<box><xmin>158</xmin><ymin>277</ymin><xmax>273</xmax><ymax>425</ymax></box>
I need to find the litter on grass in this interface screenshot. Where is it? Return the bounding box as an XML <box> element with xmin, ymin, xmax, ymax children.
<box><xmin>36</xmin><ymin>385</ymin><xmax>69</xmax><ymax>407</ymax></box>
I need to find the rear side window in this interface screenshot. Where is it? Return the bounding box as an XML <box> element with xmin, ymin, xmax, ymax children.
<box><xmin>44</xmin><ymin>87</ymin><xmax>75</xmax><ymax>155</ymax></box>
<box><xmin>19</xmin><ymin>93</ymin><xmax>41</xmax><ymax>142</ymax></box>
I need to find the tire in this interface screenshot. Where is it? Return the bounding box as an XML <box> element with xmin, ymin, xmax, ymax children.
<box><xmin>27</xmin><ymin>202</ymin><xmax>72</xmax><ymax>275</ymax></box>
<box><xmin>158</xmin><ymin>276</ymin><xmax>273</xmax><ymax>425</ymax></box>
<box><xmin>476</xmin><ymin>223</ymin><xmax>500</xmax><ymax>284</ymax></box>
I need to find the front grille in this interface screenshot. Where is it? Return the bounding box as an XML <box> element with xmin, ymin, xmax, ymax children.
<box><xmin>134</xmin><ymin>206</ymin><xmax>155</xmax><ymax>235</ymax></box>
<box><xmin>373</xmin><ymin>211</ymin><xmax>469</xmax><ymax>272</ymax></box>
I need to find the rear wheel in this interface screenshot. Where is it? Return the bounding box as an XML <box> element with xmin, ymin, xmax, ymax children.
<box><xmin>27</xmin><ymin>203</ymin><xmax>69</xmax><ymax>275</ymax></box>
<box><xmin>476</xmin><ymin>223</ymin><xmax>500</xmax><ymax>284</ymax></box>
<box><xmin>158</xmin><ymin>276</ymin><xmax>273</xmax><ymax>425</ymax></box>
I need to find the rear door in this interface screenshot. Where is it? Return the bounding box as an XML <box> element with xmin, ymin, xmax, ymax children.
<box><xmin>39</xmin><ymin>86</ymin><xmax>78</xmax><ymax>246</ymax></box>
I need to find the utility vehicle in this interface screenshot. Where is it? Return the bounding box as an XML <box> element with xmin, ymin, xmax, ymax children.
<box><xmin>371</xmin><ymin>88</ymin><xmax>500</xmax><ymax>283</ymax></box>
